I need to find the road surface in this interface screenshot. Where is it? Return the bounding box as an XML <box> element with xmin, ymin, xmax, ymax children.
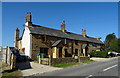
<box><xmin>35</xmin><ymin>57</ymin><xmax>119</xmax><ymax>78</ymax></box>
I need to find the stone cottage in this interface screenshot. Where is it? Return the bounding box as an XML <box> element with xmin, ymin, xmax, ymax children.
<box><xmin>14</xmin><ymin>12</ymin><xmax>104</xmax><ymax>60</ymax></box>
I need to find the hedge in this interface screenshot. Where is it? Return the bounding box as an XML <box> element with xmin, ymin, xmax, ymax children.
<box><xmin>90</xmin><ymin>51</ymin><xmax>109</xmax><ymax>58</ymax></box>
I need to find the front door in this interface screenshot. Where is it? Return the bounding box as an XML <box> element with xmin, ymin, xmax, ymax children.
<box><xmin>59</xmin><ymin>47</ymin><xmax>62</xmax><ymax>58</ymax></box>
<box><xmin>85</xmin><ymin>47</ymin><xmax>88</xmax><ymax>56</ymax></box>
<box><xmin>40</xmin><ymin>48</ymin><xmax>49</xmax><ymax>58</ymax></box>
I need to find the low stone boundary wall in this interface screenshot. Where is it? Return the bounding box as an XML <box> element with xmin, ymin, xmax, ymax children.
<box><xmin>40</xmin><ymin>58</ymin><xmax>49</xmax><ymax>65</ymax></box>
<box><xmin>39</xmin><ymin>57</ymin><xmax>90</xmax><ymax>65</ymax></box>
<box><xmin>79</xmin><ymin>56</ymin><xmax>90</xmax><ymax>62</ymax></box>
<box><xmin>51</xmin><ymin>57</ymin><xmax>78</xmax><ymax>65</ymax></box>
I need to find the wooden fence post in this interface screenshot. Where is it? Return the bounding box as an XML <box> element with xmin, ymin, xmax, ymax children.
<box><xmin>10</xmin><ymin>53</ymin><xmax>13</xmax><ymax>69</ymax></box>
<box><xmin>10</xmin><ymin>54</ymin><xmax>16</xmax><ymax>69</ymax></box>
<box><xmin>49</xmin><ymin>55</ymin><xmax>52</xmax><ymax>66</ymax></box>
<box><xmin>78</xmin><ymin>56</ymin><xmax>80</xmax><ymax>63</ymax></box>
<box><xmin>39</xmin><ymin>55</ymin><xmax>41</xmax><ymax>64</ymax></box>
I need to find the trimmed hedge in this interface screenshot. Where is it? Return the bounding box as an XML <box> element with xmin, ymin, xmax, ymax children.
<box><xmin>90</xmin><ymin>51</ymin><xmax>109</xmax><ymax>58</ymax></box>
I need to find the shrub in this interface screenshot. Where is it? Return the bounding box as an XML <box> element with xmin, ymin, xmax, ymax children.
<box><xmin>90</xmin><ymin>51</ymin><xmax>108</xmax><ymax>58</ymax></box>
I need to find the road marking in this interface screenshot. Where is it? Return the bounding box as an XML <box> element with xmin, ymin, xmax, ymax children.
<box><xmin>85</xmin><ymin>75</ymin><xmax>93</xmax><ymax>78</ymax></box>
<box><xmin>103</xmin><ymin>64</ymin><xmax>118</xmax><ymax>72</ymax></box>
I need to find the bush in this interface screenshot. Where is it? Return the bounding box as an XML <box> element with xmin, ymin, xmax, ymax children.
<box><xmin>90</xmin><ymin>51</ymin><xmax>108</xmax><ymax>58</ymax></box>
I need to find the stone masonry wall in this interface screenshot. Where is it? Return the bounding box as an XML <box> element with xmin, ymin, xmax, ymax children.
<box><xmin>79</xmin><ymin>56</ymin><xmax>90</xmax><ymax>62</ymax></box>
<box><xmin>31</xmin><ymin>34</ymin><xmax>65</xmax><ymax>60</ymax></box>
<box><xmin>51</xmin><ymin>57</ymin><xmax>78</xmax><ymax>65</ymax></box>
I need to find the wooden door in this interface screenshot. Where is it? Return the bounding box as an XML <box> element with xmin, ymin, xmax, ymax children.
<box><xmin>59</xmin><ymin>47</ymin><xmax>62</xmax><ymax>58</ymax></box>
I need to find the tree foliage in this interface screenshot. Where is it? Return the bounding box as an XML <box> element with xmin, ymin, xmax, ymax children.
<box><xmin>109</xmin><ymin>38</ymin><xmax>120</xmax><ymax>52</ymax></box>
<box><xmin>109</xmin><ymin>39</ymin><xmax>118</xmax><ymax>52</ymax></box>
<box><xmin>104</xmin><ymin>33</ymin><xmax>117</xmax><ymax>50</ymax></box>
<box><xmin>105</xmin><ymin>33</ymin><xmax>120</xmax><ymax>53</ymax></box>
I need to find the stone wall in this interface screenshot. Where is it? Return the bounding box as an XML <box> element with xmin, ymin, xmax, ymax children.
<box><xmin>51</xmin><ymin>57</ymin><xmax>78</xmax><ymax>65</ymax></box>
<box><xmin>31</xmin><ymin>34</ymin><xmax>75</xmax><ymax>60</ymax></box>
<box><xmin>79</xmin><ymin>56</ymin><xmax>90</xmax><ymax>62</ymax></box>
<box><xmin>39</xmin><ymin>56</ymin><xmax>90</xmax><ymax>65</ymax></box>
<box><xmin>31</xmin><ymin>33</ymin><xmax>101</xmax><ymax>61</ymax></box>
<box><xmin>39</xmin><ymin>58</ymin><xmax>49</xmax><ymax>65</ymax></box>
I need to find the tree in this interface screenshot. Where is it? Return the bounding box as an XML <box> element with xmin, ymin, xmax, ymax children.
<box><xmin>109</xmin><ymin>38</ymin><xmax>120</xmax><ymax>53</ymax></box>
<box><xmin>118</xmin><ymin>38</ymin><xmax>120</xmax><ymax>52</ymax></box>
<box><xmin>104</xmin><ymin>33</ymin><xmax>117</xmax><ymax>50</ymax></box>
<box><xmin>109</xmin><ymin>39</ymin><xmax>118</xmax><ymax>52</ymax></box>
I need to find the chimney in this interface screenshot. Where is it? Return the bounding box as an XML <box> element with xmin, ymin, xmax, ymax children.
<box><xmin>96</xmin><ymin>37</ymin><xmax>101</xmax><ymax>40</ymax></box>
<box><xmin>82</xmin><ymin>29</ymin><xmax>86</xmax><ymax>37</ymax></box>
<box><xmin>25</xmin><ymin>12</ymin><xmax>32</xmax><ymax>26</ymax></box>
<box><xmin>61</xmin><ymin>20</ymin><xmax>66</xmax><ymax>32</ymax></box>
<box><xmin>14</xmin><ymin>28</ymin><xmax>19</xmax><ymax>48</ymax></box>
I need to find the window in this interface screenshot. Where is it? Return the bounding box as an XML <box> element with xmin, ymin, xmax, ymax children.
<box><xmin>65</xmin><ymin>49</ymin><xmax>72</xmax><ymax>57</ymax></box>
<box><xmin>75</xmin><ymin>49</ymin><xmax>78</xmax><ymax>56</ymax></box>
<box><xmin>40</xmin><ymin>48</ymin><xmax>48</xmax><ymax>58</ymax></box>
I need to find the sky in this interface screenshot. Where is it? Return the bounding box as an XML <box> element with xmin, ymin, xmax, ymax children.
<box><xmin>2</xmin><ymin>2</ymin><xmax>118</xmax><ymax>47</ymax></box>
<box><xmin>1</xmin><ymin>0</ymin><xmax>120</xmax><ymax>2</ymax></box>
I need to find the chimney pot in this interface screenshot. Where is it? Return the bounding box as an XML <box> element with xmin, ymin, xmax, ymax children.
<box><xmin>25</xmin><ymin>12</ymin><xmax>32</xmax><ymax>26</ymax></box>
<box><xmin>61</xmin><ymin>20</ymin><xmax>66</xmax><ymax>32</ymax></box>
<box><xmin>82</xmin><ymin>29</ymin><xmax>86</xmax><ymax>37</ymax></box>
<box><xmin>27</xmin><ymin>12</ymin><xmax>31</xmax><ymax>15</ymax></box>
<box><xmin>96</xmin><ymin>37</ymin><xmax>101</xmax><ymax>40</ymax></box>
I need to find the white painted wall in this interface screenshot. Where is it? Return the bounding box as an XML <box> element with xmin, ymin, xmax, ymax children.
<box><xmin>22</xmin><ymin>26</ymin><xmax>32</xmax><ymax>58</ymax></box>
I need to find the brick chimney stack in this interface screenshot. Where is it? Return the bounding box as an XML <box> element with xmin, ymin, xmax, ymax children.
<box><xmin>61</xmin><ymin>20</ymin><xmax>66</xmax><ymax>32</ymax></box>
<box><xmin>25</xmin><ymin>12</ymin><xmax>32</xmax><ymax>26</ymax></box>
<box><xmin>82</xmin><ymin>29</ymin><xmax>86</xmax><ymax>37</ymax></box>
<box><xmin>14</xmin><ymin>28</ymin><xmax>19</xmax><ymax>48</ymax></box>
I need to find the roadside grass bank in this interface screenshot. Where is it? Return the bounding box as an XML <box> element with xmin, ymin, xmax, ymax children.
<box><xmin>81</xmin><ymin>60</ymin><xmax>95</xmax><ymax>63</ymax></box>
<box><xmin>52</xmin><ymin>60</ymin><xmax>95</xmax><ymax>68</ymax></box>
<box><xmin>2</xmin><ymin>70</ymin><xmax>22</xmax><ymax>77</ymax></box>
<box><xmin>2</xmin><ymin>62</ymin><xmax>22</xmax><ymax>77</ymax></box>
<box><xmin>52</xmin><ymin>62</ymin><xmax>80</xmax><ymax>68</ymax></box>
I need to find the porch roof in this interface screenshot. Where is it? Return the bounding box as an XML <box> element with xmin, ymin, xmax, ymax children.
<box><xmin>52</xmin><ymin>40</ymin><xmax>62</xmax><ymax>47</ymax></box>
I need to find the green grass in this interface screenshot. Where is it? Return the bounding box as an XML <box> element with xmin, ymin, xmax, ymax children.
<box><xmin>81</xmin><ymin>60</ymin><xmax>95</xmax><ymax>63</ymax></box>
<box><xmin>1</xmin><ymin>62</ymin><xmax>22</xmax><ymax>77</ymax></box>
<box><xmin>2</xmin><ymin>70</ymin><xmax>22</xmax><ymax>77</ymax></box>
<box><xmin>52</xmin><ymin>60</ymin><xmax>96</xmax><ymax>68</ymax></box>
<box><xmin>52</xmin><ymin>62</ymin><xmax>80</xmax><ymax>68</ymax></box>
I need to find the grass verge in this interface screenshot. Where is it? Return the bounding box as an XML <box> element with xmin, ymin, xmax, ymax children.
<box><xmin>52</xmin><ymin>62</ymin><xmax>80</xmax><ymax>68</ymax></box>
<box><xmin>2</xmin><ymin>70</ymin><xmax>22</xmax><ymax>77</ymax></box>
<box><xmin>2</xmin><ymin>63</ymin><xmax>22</xmax><ymax>77</ymax></box>
<box><xmin>52</xmin><ymin>60</ymin><xmax>95</xmax><ymax>68</ymax></box>
<box><xmin>81</xmin><ymin>60</ymin><xmax>95</xmax><ymax>63</ymax></box>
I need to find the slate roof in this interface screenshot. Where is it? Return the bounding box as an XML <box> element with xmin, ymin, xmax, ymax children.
<box><xmin>52</xmin><ymin>40</ymin><xmax>62</xmax><ymax>47</ymax></box>
<box><xmin>28</xmin><ymin>24</ymin><xmax>104</xmax><ymax>44</ymax></box>
<box><xmin>82</xmin><ymin>44</ymin><xmax>87</xmax><ymax>49</ymax></box>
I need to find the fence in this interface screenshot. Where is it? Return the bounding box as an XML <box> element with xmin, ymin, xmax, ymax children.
<box><xmin>0</xmin><ymin>46</ymin><xmax>15</xmax><ymax>66</ymax></box>
<box><xmin>0</xmin><ymin>46</ymin><xmax>7</xmax><ymax>63</ymax></box>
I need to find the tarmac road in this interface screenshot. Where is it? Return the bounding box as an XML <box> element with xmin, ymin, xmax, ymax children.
<box><xmin>36</xmin><ymin>57</ymin><xmax>119</xmax><ymax>78</ymax></box>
